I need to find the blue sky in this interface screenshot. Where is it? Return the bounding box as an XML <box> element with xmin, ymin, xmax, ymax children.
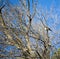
<box><xmin>9</xmin><ymin>0</ymin><xmax>20</xmax><ymax>6</ymax></box>
<box><xmin>9</xmin><ymin>0</ymin><xmax>60</xmax><ymax>8</ymax></box>
<box><xmin>38</xmin><ymin>0</ymin><xmax>60</xmax><ymax>8</ymax></box>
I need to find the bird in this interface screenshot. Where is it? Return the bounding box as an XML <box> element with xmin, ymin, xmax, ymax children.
<box><xmin>40</xmin><ymin>18</ymin><xmax>52</xmax><ymax>31</ymax></box>
<box><xmin>44</xmin><ymin>26</ymin><xmax>52</xmax><ymax>35</ymax></box>
<box><xmin>44</xmin><ymin>26</ymin><xmax>52</xmax><ymax>31</ymax></box>
<box><xmin>41</xmin><ymin>19</ymin><xmax>52</xmax><ymax>31</ymax></box>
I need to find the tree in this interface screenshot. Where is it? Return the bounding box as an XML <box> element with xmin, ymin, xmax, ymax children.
<box><xmin>0</xmin><ymin>0</ymin><xmax>60</xmax><ymax>59</ymax></box>
<box><xmin>52</xmin><ymin>48</ymin><xmax>60</xmax><ymax>59</ymax></box>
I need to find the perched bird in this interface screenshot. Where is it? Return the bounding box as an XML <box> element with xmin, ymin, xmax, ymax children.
<box><xmin>40</xmin><ymin>19</ymin><xmax>52</xmax><ymax>31</ymax></box>
<box><xmin>44</xmin><ymin>26</ymin><xmax>52</xmax><ymax>35</ymax></box>
<box><xmin>44</xmin><ymin>26</ymin><xmax>52</xmax><ymax>31</ymax></box>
